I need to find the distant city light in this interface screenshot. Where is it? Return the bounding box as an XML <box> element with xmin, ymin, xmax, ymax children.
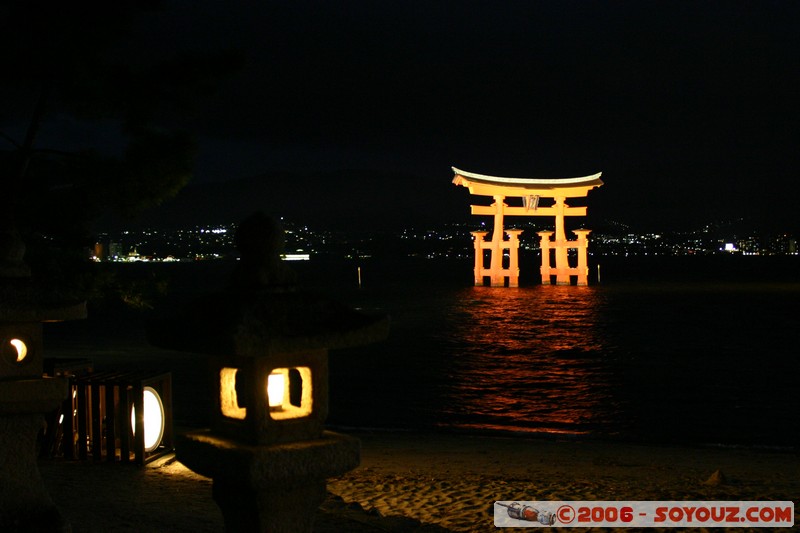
<box><xmin>88</xmin><ymin>218</ymin><xmax>796</xmax><ymax>262</ymax></box>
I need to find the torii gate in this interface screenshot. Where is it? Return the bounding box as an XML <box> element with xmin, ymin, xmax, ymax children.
<box><xmin>452</xmin><ymin>167</ymin><xmax>603</xmax><ymax>286</ymax></box>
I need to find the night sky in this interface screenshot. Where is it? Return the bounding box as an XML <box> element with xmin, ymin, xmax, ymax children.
<box><xmin>10</xmin><ymin>1</ymin><xmax>800</xmax><ymax>232</ymax></box>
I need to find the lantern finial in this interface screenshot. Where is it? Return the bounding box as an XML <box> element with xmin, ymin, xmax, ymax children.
<box><xmin>231</xmin><ymin>211</ymin><xmax>296</xmax><ymax>289</ymax></box>
<box><xmin>0</xmin><ymin>226</ymin><xmax>31</xmax><ymax>278</ymax></box>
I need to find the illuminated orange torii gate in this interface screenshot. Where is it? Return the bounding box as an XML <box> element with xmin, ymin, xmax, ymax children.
<box><xmin>452</xmin><ymin>167</ymin><xmax>603</xmax><ymax>286</ymax></box>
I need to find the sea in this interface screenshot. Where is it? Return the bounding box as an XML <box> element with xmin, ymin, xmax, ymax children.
<box><xmin>45</xmin><ymin>254</ymin><xmax>800</xmax><ymax>450</ymax></box>
<box><xmin>311</xmin><ymin>254</ymin><xmax>800</xmax><ymax>450</ymax></box>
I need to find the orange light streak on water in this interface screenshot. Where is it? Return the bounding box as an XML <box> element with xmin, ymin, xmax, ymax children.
<box><xmin>439</xmin><ymin>285</ymin><xmax>622</xmax><ymax>436</ymax></box>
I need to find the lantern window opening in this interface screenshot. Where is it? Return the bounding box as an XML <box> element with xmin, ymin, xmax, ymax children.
<box><xmin>8</xmin><ymin>337</ymin><xmax>29</xmax><ymax>363</ymax></box>
<box><xmin>220</xmin><ymin>367</ymin><xmax>247</xmax><ymax>420</ymax></box>
<box><xmin>267</xmin><ymin>366</ymin><xmax>313</xmax><ymax>421</ymax></box>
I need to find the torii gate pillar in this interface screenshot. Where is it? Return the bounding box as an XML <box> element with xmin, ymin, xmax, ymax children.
<box><xmin>537</xmin><ymin>228</ymin><xmax>592</xmax><ymax>286</ymax></box>
<box><xmin>505</xmin><ymin>230</ymin><xmax>523</xmax><ymax>288</ymax></box>
<box><xmin>470</xmin><ymin>224</ymin><xmax>523</xmax><ymax>288</ymax></box>
<box><xmin>573</xmin><ymin>229</ymin><xmax>591</xmax><ymax>286</ymax></box>
<box><xmin>553</xmin><ymin>196</ymin><xmax>571</xmax><ymax>285</ymax></box>
<box><xmin>470</xmin><ymin>231</ymin><xmax>488</xmax><ymax>286</ymax></box>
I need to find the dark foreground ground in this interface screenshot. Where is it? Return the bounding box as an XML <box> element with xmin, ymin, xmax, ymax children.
<box><xmin>40</xmin><ymin>430</ymin><xmax>799</xmax><ymax>532</ymax></box>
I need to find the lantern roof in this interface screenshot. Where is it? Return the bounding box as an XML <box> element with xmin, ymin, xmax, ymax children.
<box><xmin>147</xmin><ymin>212</ymin><xmax>389</xmax><ymax>357</ymax></box>
<box><xmin>452</xmin><ymin>166</ymin><xmax>603</xmax><ymax>197</ymax></box>
<box><xmin>0</xmin><ymin>228</ymin><xmax>87</xmax><ymax>323</ymax></box>
<box><xmin>0</xmin><ymin>279</ymin><xmax>87</xmax><ymax>322</ymax></box>
<box><xmin>148</xmin><ymin>288</ymin><xmax>389</xmax><ymax>357</ymax></box>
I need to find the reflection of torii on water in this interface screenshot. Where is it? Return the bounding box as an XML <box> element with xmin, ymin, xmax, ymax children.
<box><xmin>452</xmin><ymin>167</ymin><xmax>603</xmax><ymax>287</ymax></box>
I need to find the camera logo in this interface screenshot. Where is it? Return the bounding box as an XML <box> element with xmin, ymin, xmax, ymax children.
<box><xmin>496</xmin><ymin>502</ymin><xmax>556</xmax><ymax>526</ymax></box>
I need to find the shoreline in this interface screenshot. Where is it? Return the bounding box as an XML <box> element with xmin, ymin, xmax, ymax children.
<box><xmin>39</xmin><ymin>428</ymin><xmax>799</xmax><ymax>532</ymax></box>
<box><xmin>330</xmin><ymin>423</ymin><xmax>800</xmax><ymax>454</ymax></box>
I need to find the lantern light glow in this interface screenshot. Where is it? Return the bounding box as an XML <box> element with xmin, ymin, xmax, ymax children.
<box><xmin>266</xmin><ymin>366</ymin><xmax>313</xmax><ymax>421</ymax></box>
<box><xmin>10</xmin><ymin>338</ymin><xmax>27</xmax><ymax>362</ymax></box>
<box><xmin>267</xmin><ymin>371</ymin><xmax>285</xmax><ymax>409</ymax></box>
<box><xmin>131</xmin><ymin>386</ymin><xmax>165</xmax><ymax>452</ymax></box>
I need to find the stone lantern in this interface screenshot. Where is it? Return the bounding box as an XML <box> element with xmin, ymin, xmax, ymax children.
<box><xmin>148</xmin><ymin>213</ymin><xmax>389</xmax><ymax>533</ymax></box>
<box><xmin>0</xmin><ymin>228</ymin><xmax>86</xmax><ymax>531</ymax></box>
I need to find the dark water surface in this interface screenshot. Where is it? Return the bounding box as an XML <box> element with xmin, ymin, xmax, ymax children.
<box><xmin>317</xmin><ymin>256</ymin><xmax>800</xmax><ymax>448</ymax></box>
<box><xmin>45</xmin><ymin>255</ymin><xmax>800</xmax><ymax>449</ymax></box>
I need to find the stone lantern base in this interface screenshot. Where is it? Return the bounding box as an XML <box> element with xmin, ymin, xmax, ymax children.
<box><xmin>0</xmin><ymin>377</ymin><xmax>70</xmax><ymax>532</ymax></box>
<box><xmin>177</xmin><ymin>430</ymin><xmax>360</xmax><ymax>533</ymax></box>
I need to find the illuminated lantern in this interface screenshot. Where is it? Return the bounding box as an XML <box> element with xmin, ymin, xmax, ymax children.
<box><xmin>72</xmin><ymin>370</ymin><xmax>173</xmax><ymax>465</ymax></box>
<box><xmin>209</xmin><ymin>342</ymin><xmax>329</xmax><ymax>446</ymax></box>
<box><xmin>1</xmin><ymin>324</ymin><xmax>43</xmax><ymax>378</ymax></box>
<box><xmin>148</xmin><ymin>212</ymin><xmax>389</xmax><ymax>532</ymax></box>
<box><xmin>151</xmin><ymin>288</ymin><xmax>387</xmax><ymax>449</ymax></box>
<box><xmin>124</xmin><ymin>376</ymin><xmax>172</xmax><ymax>461</ymax></box>
<box><xmin>0</xmin><ymin>227</ymin><xmax>86</xmax><ymax>530</ymax></box>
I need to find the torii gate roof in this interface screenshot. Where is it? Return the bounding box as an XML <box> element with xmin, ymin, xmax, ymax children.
<box><xmin>452</xmin><ymin>167</ymin><xmax>603</xmax><ymax>198</ymax></box>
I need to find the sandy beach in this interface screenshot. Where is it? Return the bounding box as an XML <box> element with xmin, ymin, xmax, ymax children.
<box><xmin>39</xmin><ymin>429</ymin><xmax>798</xmax><ymax>532</ymax></box>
